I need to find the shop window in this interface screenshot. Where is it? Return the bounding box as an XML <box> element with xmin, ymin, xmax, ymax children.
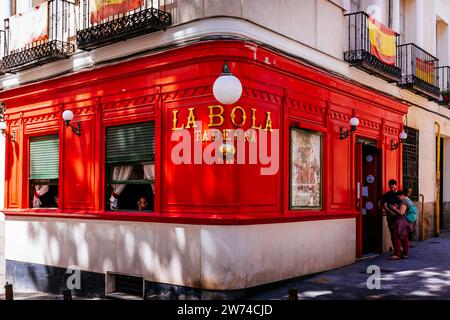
<box><xmin>402</xmin><ymin>126</ymin><xmax>419</xmax><ymax>201</ymax></box>
<box><xmin>106</xmin><ymin>122</ymin><xmax>155</xmax><ymax>212</ymax></box>
<box><xmin>290</xmin><ymin>128</ymin><xmax>322</xmax><ymax>210</ymax></box>
<box><xmin>29</xmin><ymin>135</ymin><xmax>59</xmax><ymax>208</ymax></box>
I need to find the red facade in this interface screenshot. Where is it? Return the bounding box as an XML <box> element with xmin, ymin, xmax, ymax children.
<box><xmin>0</xmin><ymin>40</ymin><xmax>408</xmax><ymax>227</ymax></box>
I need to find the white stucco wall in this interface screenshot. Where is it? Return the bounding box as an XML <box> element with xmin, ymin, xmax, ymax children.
<box><xmin>170</xmin><ymin>0</ymin><xmax>345</xmax><ymax>59</ymax></box>
<box><xmin>5</xmin><ymin>217</ymin><xmax>356</xmax><ymax>291</ymax></box>
<box><xmin>406</xmin><ymin>106</ymin><xmax>450</xmax><ymax>203</ymax></box>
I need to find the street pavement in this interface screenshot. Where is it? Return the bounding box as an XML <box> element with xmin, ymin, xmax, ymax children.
<box><xmin>250</xmin><ymin>230</ymin><xmax>450</xmax><ymax>300</ymax></box>
<box><xmin>1</xmin><ymin>230</ymin><xmax>450</xmax><ymax>300</ymax></box>
<box><xmin>0</xmin><ymin>291</ymin><xmax>103</xmax><ymax>300</ymax></box>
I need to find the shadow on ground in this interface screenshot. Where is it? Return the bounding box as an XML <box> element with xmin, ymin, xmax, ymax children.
<box><xmin>249</xmin><ymin>230</ymin><xmax>450</xmax><ymax>300</ymax></box>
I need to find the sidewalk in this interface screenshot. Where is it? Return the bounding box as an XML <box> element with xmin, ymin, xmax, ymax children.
<box><xmin>0</xmin><ymin>291</ymin><xmax>103</xmax><ymax>300</ymax></box>
<box><xmin>2</xmin><ymin>231</ymin><xmax>450</xmax><ymax>300</ymax></box>
<box><xmin>250</xmin><ymin>230</ymin><xmax>450</xmax><ymax>300</ymax></box>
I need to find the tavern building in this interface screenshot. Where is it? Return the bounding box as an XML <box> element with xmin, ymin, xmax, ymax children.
<box><xmin>0</xmin><ymin>0</ymin><xmax>450</xmax><ymax>298</ymax></box>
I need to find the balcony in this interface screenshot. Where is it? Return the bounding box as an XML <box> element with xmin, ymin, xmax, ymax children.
<box><xmin>2</xmin><ymin>0</ymin><xmax>75</xmax><ymax>73</ymax></box>
<box><xmin>398</xmin><ymin>43</ymin><xmax>440</xmax><ymax>100</ymax></box>
<box><xmin>344</xmin><ymin>12</ymin><xmax>401</xmax><ymax>83</ymax></box>
<box><xmin>76</xmin><ymin>0</ymin><xmax>172</xmax><ymax>51</ymax></box>
<box><xmin>0</xmin><ymin>30</ymin><xmax>5</xmax><ymax>75</ymax></box>
<box><xmin>436</xmin><ymin>66</ymin><xmax>450</xmax><ymax>107</ymax></box>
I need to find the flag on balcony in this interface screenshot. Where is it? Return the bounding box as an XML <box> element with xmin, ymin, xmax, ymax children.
<box><xmin>368</xmin><ymin>16</ymin><xmax>396</xmax><ymax>65</ymax></box>
<box><xmin>90</xmin><ymin>0</ymin><xmax>144</xmax><ymax>24</ymax></box>
<box><xmin>416</xmin><ymin>58</ymin><xmax>435</xmax><ymax>84</ymax></box>
<box><xmin>8</xmin><ymin>2</ymin><xmax>48</xmax><ymax>52</ymax></box>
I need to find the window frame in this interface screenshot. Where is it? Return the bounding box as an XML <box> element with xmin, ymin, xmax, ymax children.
<box><xmin>28</xmin><ymin>133</ymin><xmax>60</xmax><ymax>209</ymax></box>
<box><xmin>104</xmin><ymin>121</ymin><xmax>155</xmax><ymax>213</ymax></box>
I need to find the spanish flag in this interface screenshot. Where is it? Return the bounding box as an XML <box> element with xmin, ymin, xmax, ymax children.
<box><xmin>368</xmin><ymin>16</ymin><xmax>397</xmax><ymax>65</ymax></box>
<box><xmin>90</xmin><ymin>0</ymin><xmax>144</xmax><ymax>24</ymax></box>
<box><xmin>416</xmin><ymin>58</ymin><xmax>435</xmax><ymax>84</ymax></box>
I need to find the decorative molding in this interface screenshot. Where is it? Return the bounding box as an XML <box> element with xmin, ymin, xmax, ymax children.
<box><xmin>23</xmin><ymin>112</ymin><xmax>59</xmax><ymax>124</ymax></box>
<box><xmin>328</xmin><ymin>110</ymin><xmax>350</xmax><ymax>122</ymax></box>
<box><xmin>242</xmin><ymin>87</ymin><xmax>283</xmax><ymax>105</ymax></box>
<box><xmin>161</xmin><ymin>86</ymin><xmax>210</xmax><ymax>102</ymax></box>
<box><xmin>358</xmin><ymin>118</ymin><xmax>381</xmax><ymax>131</ymax></box>
<box><xmin>328</xmin><ymin>110</ymin><xmax>382</xmax><ymax>131</ymax></box>
<box><xmin>102</xmin><ymin>93</ymin><xmax>157</xmax><ymax>111</ymax></box>
<box><xmin>287</xmin><ymin>97</ymin><xmax>325</xmax><ymax>116</ymax></box>
<box><xmin>384</xmin><ymin>124</ymin><xmax>400</xmax><ymax>136</ymax></box>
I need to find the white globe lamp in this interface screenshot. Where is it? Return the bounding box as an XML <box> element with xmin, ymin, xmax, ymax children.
<box><xmin>213</xmin><ymin>62</ymin><xmax>242</xmax><ymax>105</ymax></box>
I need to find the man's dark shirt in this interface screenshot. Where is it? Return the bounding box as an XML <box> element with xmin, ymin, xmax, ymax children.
<box><xmin>382</xmin><ymin>190</ymin><xmax>400</xmax><ymax>227</ymax></box>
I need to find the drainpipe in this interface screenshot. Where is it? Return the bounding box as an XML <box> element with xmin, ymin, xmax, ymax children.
<box><xmin>420</xmin><ymin>194</ymin><xmax>425</xmax><ymax>241</ymax></box>
<box><xmin>435</xmin><ymin>122</ymin><xmax>441</xmax><ymax>237</ymax></box>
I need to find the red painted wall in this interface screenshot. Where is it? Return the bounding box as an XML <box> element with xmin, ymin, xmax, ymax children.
<box><xmin>0</xmin><ymin>40</ymin><xmax>408</xmax><ymax>224</ymax></box>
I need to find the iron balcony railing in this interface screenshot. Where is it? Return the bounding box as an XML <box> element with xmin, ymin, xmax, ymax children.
<box><xmin>0</xmin><ymin>30</ymin><xmax>5</xmax><ymax>75</ymax></box>
<box><xmin>436</xmin><ymin>66</ymin><xmax>450</xmax><ymax>106</ymax></box>
<box><xmin>76</xmin><ymin>0</ymin><xmax>172</xmax><ymax>50</ymax></box>
<box><xmin>398</xmin><ymin>43</ymin><xmax>440</xmax><ymax>100</ymax></box>
<box><xmin>2</xmin><ymin>0</ymin><xmax>75</xmax><ymax>73</ymax></box>
<box><xmin>344</xmin><ymin>11</ymin><xmax>401</xmax><ymax>82</ymax></box>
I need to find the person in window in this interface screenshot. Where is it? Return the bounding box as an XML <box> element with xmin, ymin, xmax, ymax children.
<box><xmin>137</xmin><ymin>197</ymin><xmax>148</xmax><ymax>211</ymax></box>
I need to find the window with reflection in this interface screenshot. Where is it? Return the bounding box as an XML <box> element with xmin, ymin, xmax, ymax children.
<box><xmin>29</xmin><ymin>134</ymin><xmax>59</xmax><ymax>208</ymax></box>
<box><xmin>106</xmin><ymin>122</ymin><xmax>155</xmax><ymax>212</ymax></box>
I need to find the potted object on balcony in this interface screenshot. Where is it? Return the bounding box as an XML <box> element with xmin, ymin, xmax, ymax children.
<box><xmin>441</xmin><ymin>89</ymin><xmax>450</xmax><ymax>105</ymax></box>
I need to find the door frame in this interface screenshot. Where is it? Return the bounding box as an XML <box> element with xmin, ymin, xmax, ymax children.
<box><xmin>355</xmin><ymin>136</ymin><xmax>383</xmax><ymax>258</ymax></box>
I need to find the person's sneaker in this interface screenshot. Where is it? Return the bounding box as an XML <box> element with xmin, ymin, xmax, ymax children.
<box><xmin>400</xmin><ymin>255</ymin><xmax>409</xmax><ymax>259</ymax></box>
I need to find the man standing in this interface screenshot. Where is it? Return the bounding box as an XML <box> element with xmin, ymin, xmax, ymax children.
<box><xmin>382</xmin><ymin>179</ymin><xmax>401</xmax><ymax>251</ymax></box>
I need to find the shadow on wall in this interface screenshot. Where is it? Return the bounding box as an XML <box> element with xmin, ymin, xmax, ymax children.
<box><xmin>6</xmin><ymin>218</ymin><xmax>202</xmax><ymax>299</ymax></box>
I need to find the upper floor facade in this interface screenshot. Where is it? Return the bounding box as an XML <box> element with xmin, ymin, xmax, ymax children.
<box><xmin>0</xmin><ymin>0</ymin><xmax>449</xmax><ymax>107</ymax></box>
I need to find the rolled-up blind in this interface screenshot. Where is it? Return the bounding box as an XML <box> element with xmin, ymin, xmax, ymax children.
<box><xmin>106</xmin><ymin>122</ymin><xmax>155</xmax><ymax>164</ymax></box>
<box><xmin>29</xmin><ymin>135</ymin><xmax>59</xmax><ymax>180</ymax></box>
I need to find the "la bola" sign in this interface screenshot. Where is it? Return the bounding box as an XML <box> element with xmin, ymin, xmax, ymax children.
<box><xmin>172</xmin><ymin>105</ymin><xmax>274</xmax><ymax>143</ymax></box>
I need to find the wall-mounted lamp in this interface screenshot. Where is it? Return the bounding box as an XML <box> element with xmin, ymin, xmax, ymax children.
<box><xmin>62</xmin><ymin>110</ymin><xmax>81</xmax><ymax>136</ymax></box>
<box><xmin>390</xmin><ymin>130</ymin><xmax>408</xmax><ymax>150</ymax></box>
<box><xmin>340</xmin><ymin>117</ymin><xmax>360</xmax><ymax>140</ymax></box>
<box><xmin>213</xmin><ymin>62</ymin><xmax>243</xmax><ymax>105</ymax></box>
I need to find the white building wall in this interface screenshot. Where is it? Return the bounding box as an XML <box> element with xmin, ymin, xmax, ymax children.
<box><xmin>5</xmin><ymin>217</ymin><xmax>356</xmax><ymax>291</ymax></box>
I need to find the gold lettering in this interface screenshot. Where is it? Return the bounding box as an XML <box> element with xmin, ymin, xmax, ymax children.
<box><xmin>223</xmin><ymin>129</ymin><xmax>232</xmax><ymax>141</ymax></box>
<box><xmin>211</xmin><ymin>129</ymin><xmax>220</xmax><ymax>141</ymax></box>
<box><xmin>264</xmin><ymin>112</ymin><xmax>273</xmax><ymax>132</ymax></box>
<box><xmin>244</xmin><ymin>131</ymin><xmax>251</xmax><ymax>142</ymax></box>
<box><xmin>172</xmin><ymin>110</ymin><xmax>185</xmax><ymax>131</ymax></box>
<box><xmin>234</xmin><ymin>130</ymin><xmax>243</xmax><ymax>141</ymax></box>
<box><xmin>194</xmin><ymin>130</ymin><xmax>202</xmax><ymax>142</ymax></box>
<box><xmin>202</xmin><ymin>130</ymin><xmax>209</xmax><ymax>142</ymax></box>
<box><xmin>251</xmin><ymin>108</ymin><xmax>262</xmax><ymax>129</ymax></box>
<box><xmin>185</xmin><ymin>108</ymin><xmax>197</xmax><ymax>129</ymax></box>
<box><xmin>251</xmin><ymin>131</ymin><xmax>257</xmax><ymax>143</ymax></box>
<box><xmin>208</xmin><ymin>105</ymin><xmax>224</xmax><ymax>127</ymax></box>
<box><xmin>230</xmin><ymin>106</ymin><xmax>247</xmax><ymax>127</ymax></box>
